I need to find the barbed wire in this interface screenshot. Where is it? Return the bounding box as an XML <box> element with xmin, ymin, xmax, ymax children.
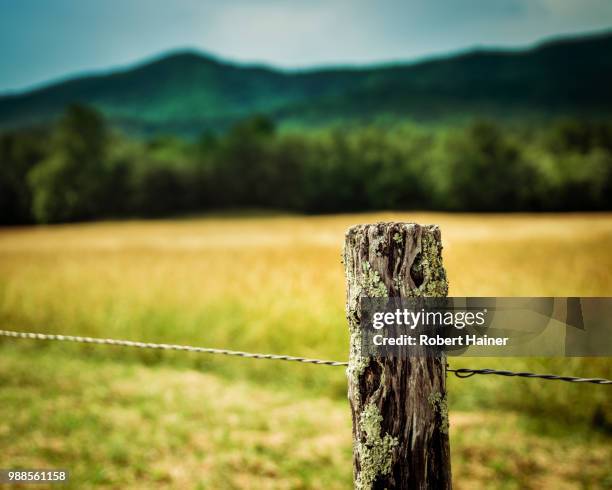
<box><xmin>1</xmin><ymin>329</ymin><xmax>610</xmax><ymax>385</ymax></box>
<box><xmin>449</xmin><ymin>368</ymin><xmax>611</xmax><ymax>384</ymax></box>
<box><xmin>0</xmin><ymin>329</ymin><xmax>347</xmax><ymax>366</ymax></box>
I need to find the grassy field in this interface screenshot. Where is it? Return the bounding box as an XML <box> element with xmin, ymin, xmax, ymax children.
<box><xmin>1</xmin><ymin>212</ymin><xmax>611</xmax><ymax>489</ymax></box>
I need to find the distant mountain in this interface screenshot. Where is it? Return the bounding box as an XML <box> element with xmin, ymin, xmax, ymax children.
<box><xmin>1</xmin><ymin>30</ymin><xmax>611</xmax><ymax>136</ymax></box>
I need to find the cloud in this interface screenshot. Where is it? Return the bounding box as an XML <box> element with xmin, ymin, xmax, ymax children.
<box><xmin>202</xmin><ymin>1</ymin><xmax>359</xmax><ymax>66</ymax></box>
<box><xmin>534</xmin><ymin>0</ymin><xmax>612</xmax><ymax>17</ymax></box>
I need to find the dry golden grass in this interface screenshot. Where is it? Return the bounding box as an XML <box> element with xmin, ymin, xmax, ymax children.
<box><xmin>1</xmin><ymin>212</ymin><xmax>611</xmax><ymax>365</ymax></box>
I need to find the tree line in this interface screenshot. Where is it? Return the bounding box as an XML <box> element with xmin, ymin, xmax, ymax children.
<box><xmin>1</xmin><ymin>104</ymin><xmax>611</xmax><ymax>224</ymax></box>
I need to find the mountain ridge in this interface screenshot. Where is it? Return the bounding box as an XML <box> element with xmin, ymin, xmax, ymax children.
<box><xmin>1</xmin><ymin>30</ymin><xmax>611</xmax><ymax>136</ymax></box>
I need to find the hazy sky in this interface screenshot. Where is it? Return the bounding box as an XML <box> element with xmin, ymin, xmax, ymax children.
<box><xmin>1</xmin><ymin>0</ymin><xmax>611</xmax><ymax>93</ymax></box>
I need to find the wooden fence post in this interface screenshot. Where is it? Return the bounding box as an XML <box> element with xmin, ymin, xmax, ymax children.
<box><xmin>343</xmin><ymin>222</ymin><xmax>452</xmax><ymax>489</ymax></box>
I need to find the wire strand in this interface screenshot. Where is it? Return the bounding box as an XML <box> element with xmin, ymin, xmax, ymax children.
<box><xmin>0</xmin><ymin>329</ymin><xmax>347</xmax><ymax>366</ymax></box>
<box><xmin>1</xmin><ymin>329</ymin><xmax>610</xmax><ymax>385</ymax></box>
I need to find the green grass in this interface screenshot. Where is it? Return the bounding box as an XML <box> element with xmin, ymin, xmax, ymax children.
<box><xmin>1</xmin><ymin>350</ymin><xmax>610</xmax><ymax>489</ymax></box>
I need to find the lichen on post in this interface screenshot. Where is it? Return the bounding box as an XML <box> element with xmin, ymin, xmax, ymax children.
<box><xmin>343</xmin><ymin>222</ymin><xmax>452</xmax><ymax>489</ymax></box>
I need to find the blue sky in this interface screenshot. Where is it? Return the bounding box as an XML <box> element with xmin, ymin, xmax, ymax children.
<box><xmin>1</xmin><ymin>0</ymin><xmax>611</xmax><ymax>93</ymax></box>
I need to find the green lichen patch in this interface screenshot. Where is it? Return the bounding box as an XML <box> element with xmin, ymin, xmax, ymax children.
<box><xmin>355</xmin><ymin>403</ymin><xmax>398</xmax><ymax>490</ymax></box>
<box><xmin>347</xmin><ymin>354</ymin><xmax>369</xmax><ymax>386</ymax></box>
<box><xmin>372</xmin><ymin>235</ymin><xmax>386</xmax><ymax>257</ymax></box>
<box><xmin>408</xmin><ymin>229</ymin><xmax>448</xmax><ymax>297</ymax></box>
<box><xmin>361</xmin><ymin>261</ymin><xmax>388</xmax><ymax>298</ymax></box>
<box><xmin>392</xmin><ymin>232</ymin><xmax>403</xmax><ymax>245</ymax></box>
<box><xmin>428</xmin><ymin>391</ymin><xmax>450</xmax><ymax>435</ymax></box>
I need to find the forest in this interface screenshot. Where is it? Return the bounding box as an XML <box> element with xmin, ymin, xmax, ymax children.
<box><xmin>1</xmin><ymin>104</ymin><xmax>611</xmax><ymax>224</ymax></box>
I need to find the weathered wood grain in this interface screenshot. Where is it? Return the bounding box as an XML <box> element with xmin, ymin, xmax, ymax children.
<box><xmin>343</xmin><ymin>222</ymin><xmax>451</xmax><ymax>490</ymax></box>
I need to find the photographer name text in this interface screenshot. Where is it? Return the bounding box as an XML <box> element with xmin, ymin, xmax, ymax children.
<box><xmin>372</xmin><ymin>334</ymin><xmax>509</xmax><ymax>347</ymax></box>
